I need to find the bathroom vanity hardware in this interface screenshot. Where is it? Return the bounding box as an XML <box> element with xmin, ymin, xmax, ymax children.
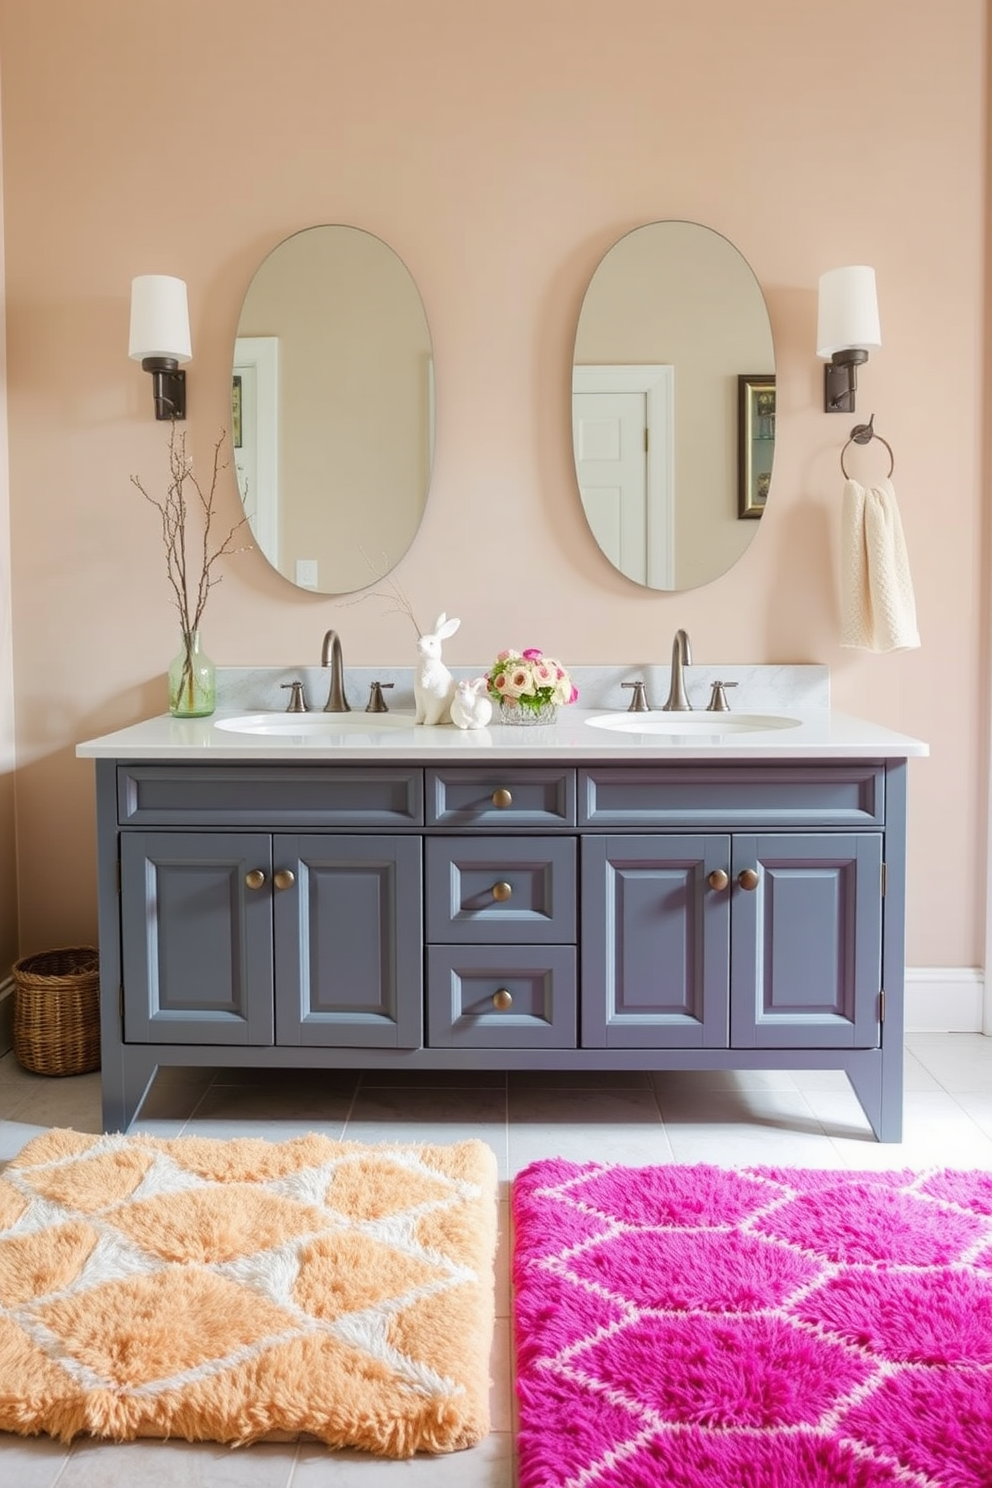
<box><xmin>622</xmin><ymin>681</ymin><xmax>650</xmax><ymax>712</ymax></box>
<box><xmin>281</xmin><ymin>681</ymin><xmax>309</xmax><ymax>713</ymax></box>
<box><xmin>320</xmin><ymin>629</ymin><xmax>351</xmax><ymax>712</ymax></box>
<box><xmin>366</xmin><ymin>681</ymin><xmax>394</xmax><ymax>713</ymax></box>
<box><xmin>89</xmin><ymin>752</ymin><xmax>909</xmax><ymax>1142</ymax></box>
<box><xmin>841</xmin><ymin>414</ymin><xmax>895</xmax><ymax>479</ymax></box>
<box><xmin>661</xmin><ymin>629</ymin><xmax>693</xmax><ymax>710</ymax></box>
<box><xmin>707</xmin><ymin>680</ymin><xmax>738</xmax><ymax>712</ymax></box>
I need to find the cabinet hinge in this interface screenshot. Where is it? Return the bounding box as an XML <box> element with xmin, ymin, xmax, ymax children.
<box><xmin>644</xmin><ymin>427</ymin><xmax>649</xmax><ymax>452</ymax></box>
<box><xmin>118</xmin><ymin>985</ymin><xmax>124</xmax><ymax>1019</ymax></box>
<box><xmin>879</xmin><ymin>989</ymin><xmax>886</xmax><ymax>1023</ymax></box>
<box><xmin>116</xmin><ymin>859</ymin><xmax>121</xmax><ymax>896</ymax></box>
<box><xmin>880</xmin><ymin>861</ymin><xmax>887</xmax><ymax>897</ymax></box>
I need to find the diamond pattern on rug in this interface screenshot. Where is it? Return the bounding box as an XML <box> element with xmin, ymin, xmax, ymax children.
<box><xmin>0</xmin><ymin>1129</ymin><xmax>497</xmax><ymax>1454</ymax></box>
<box><xmin>512</xmin><ymin>1159</ymin><xmax>992</xmax><ymax>1488</ymax></box>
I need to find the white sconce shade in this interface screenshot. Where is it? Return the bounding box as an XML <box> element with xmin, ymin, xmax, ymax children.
<box><xmin>816</xmin><ymin>265</ymin><xmax>881</xmax><ymax>413</ymax></box>
<box><xmin>128</xmin><ymin>275</ymin><xmax>191</xmax><ymax>363</ymax></box>
<box><xmin>816</xmin><ymin>265</ymin><xmax>881</xmax><ymax>358</ymax></box>
<box><xmin>129</xmin><ymin>275</ymin><xmax>190</xmax><ymax>419</ymax></box>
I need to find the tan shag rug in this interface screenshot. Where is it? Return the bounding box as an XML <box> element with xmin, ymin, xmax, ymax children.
<box><xmin>0</xmin><ymin>1128</ymin><xmax>498</xmax><ymax>1455</ymax></box>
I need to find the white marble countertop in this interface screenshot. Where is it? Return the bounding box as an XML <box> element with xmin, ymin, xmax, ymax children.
<box><xmin>76</xmin><ymin>706</ymin><xmax>929</xmax><ymax>763</ymax></box>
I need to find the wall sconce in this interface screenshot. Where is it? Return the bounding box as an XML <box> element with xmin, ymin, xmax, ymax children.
<box><xmin>816</xmin><ymin>265</ymin><xmax>881</xmax><ymax>413</ymax></box>
<box><xmin>128</xmin><ymin>274</ymin><xmax>191</xmax><ymax>419</ymax></box>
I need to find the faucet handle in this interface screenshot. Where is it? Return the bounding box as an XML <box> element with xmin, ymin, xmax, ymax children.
<box><xmin>621</xmin><ymin>680</ymin><xmax>651</xmax><ymax>713</ymax></box>
<box><xmin>281</xmin><ymin>681</ymin><xmax>309</xmax><ymax>713</ymax></box>
<box><xmin>706</xmin><ymin>680</ymin><xmax>738</xmax><ymax>713</ymax></box>
<box><xmin>366</xmin><ymin>681</ymin><xmax>394</xmax><ymax>713</ymax></box>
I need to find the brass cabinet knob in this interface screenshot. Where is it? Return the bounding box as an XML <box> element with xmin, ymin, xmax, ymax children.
<box><xmin>707</xmin><ymin>869</ymin><xmax>729</xmax><ymax>891</ymax></box>
<box><xmin>492</xmin><ymin>988</ymin><xmax>513</xmax><ymax>1011</ymax></box>
<box><xmin>273</xmin><ymin>869</ymin><xmax>296</xmax><ymax>891</ymax></box>
<box><xmin>491</xmin><ymin>788</ymin><xmax>513</xmax><ymax>809</ymax></box>
<box><xmin>738</xmin><ymin>868</ymin><xmax>760</xmax><ymax>891</ymax></box>
<box><xmin>245</xmin><ymin>869</ymin><xmax>266</xmax><ymax>890</ymax></box>
<box><xmin>492</xmin><ymin>881</ymin><xmax>513</xmax><ymax>902</ymax></box>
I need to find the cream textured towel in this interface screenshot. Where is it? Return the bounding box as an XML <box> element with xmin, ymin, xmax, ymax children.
<box><xmin>840</xmin><ymin>477</ymin><xmax>921</xmax><ymax>652</ymax></box>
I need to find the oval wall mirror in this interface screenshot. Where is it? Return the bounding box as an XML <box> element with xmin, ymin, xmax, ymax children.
<box><xmin>233</xmin><ymin>225</ymin><xmax>434</xmax><ymax>594</ymax></box>
<box><xmin>572</xmin><ymin>220</ymin><xmax>774</xmax><ymax>591</ymax></box>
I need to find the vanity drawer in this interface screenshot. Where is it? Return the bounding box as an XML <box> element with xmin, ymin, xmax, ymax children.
<box><xmin>426</xmin><ymin>768</ymin><xmax>576</xmax><ymax>828</ymax></box>
<box><xmin>118</xmin><ymin>765</ymin><xmax>424</xmax><ymax>827</ymax></box>
<box><xmin>579</xmin><ymin>764</ymin><xmax>885</xmax><ymax>829</ymax></box>
<box><xmin>426</xmin><ymin>945</ymin><xmax>577</xmax><ymax>1048</ymax></box>
<box><xmin>425</xmin><ymin>837</ymin><xmax>576</xmax><ymax>943</ymax></box>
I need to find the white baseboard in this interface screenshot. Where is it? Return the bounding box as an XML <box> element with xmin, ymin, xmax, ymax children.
<box><xmin>904</xmin><ymin>967</ymin><xmax>985</xmax><ymax>1033</ymax></box>
<box><xmin>0</xmin><ymin>976</ymin><xmax>13</xmax><ymax>1056</ymax></box>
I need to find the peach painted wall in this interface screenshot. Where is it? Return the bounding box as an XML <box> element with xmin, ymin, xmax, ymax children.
<box><xmin>0</xmin><ymin>69</ymin><xmax>16</xmax><ymax>980</ymax></box>
<box><xmin>0</xmin><ymin>0</ymin><xmax>984</xmax><ymax>974</ymax></box>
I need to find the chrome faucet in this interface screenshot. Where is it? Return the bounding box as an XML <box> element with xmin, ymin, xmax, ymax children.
<box><xmin>661</xmin><ymin>628</ymin><xmax>693</xmax><ymax>711</ymax></box>
<box><xmin>320</xmin><ymin>629</ymin><xmax>351</xmax><ymax>712</ymax></box>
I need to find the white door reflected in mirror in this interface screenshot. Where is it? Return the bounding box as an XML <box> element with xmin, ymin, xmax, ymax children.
<box><xmin>233</xmin><ymin>335</ymin><xmax>279</xmax><ymax>567</ymax></box>
<box><xmin>572</xmin><ymin>365</ymin><xmax>674</xmax><ymax>589</ymax></box>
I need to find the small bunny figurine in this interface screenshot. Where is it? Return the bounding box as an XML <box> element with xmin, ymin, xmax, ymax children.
<box><xmin>450</xmin><ymin>676</ymin><xmax>493</xmax><ymax>731</ymax></box>
<box><xmin>414</xmin><ymin>612</ymin><xmax>461</xmax><ymax>725</ymax></box>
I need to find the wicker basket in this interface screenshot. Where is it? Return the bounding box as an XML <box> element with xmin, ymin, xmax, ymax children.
<box><xmin>12</xmin><ymin>946</ymin><xmax>101</xmax><ymax>1076</ymax></box>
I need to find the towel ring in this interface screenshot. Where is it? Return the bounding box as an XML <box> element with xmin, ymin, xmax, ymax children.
<box><xmin>840</xmin><ymin>415</ymin><xmax>895</xmax><ymax>480</ymax></box>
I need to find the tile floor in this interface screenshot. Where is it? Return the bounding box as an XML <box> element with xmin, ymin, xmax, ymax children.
<box><xmin>1</xmin><ymin>1032</ymin><xmax>991</xmax><ymax>1486</ymax></box>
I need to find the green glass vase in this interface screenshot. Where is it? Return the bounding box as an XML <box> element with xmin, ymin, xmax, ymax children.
<box><xmin>168</xmin><ymin>630</ymin><xmax>216</xmax><ymax>718</ymax></box>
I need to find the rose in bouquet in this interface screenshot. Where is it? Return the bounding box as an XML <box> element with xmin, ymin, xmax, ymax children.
<box><xmin>486</xmin><ymin>648</ymin><xmax>578</xmax><ymax>716</ymax></box>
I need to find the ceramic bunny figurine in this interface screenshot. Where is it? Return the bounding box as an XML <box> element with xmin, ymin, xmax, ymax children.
<box><xmin>450</xmin><ymin>676</ymin><xmax>493</xmax><ymax>731</ymax></box>
<box><xmin>414</xmin><ymin>612</ymin><xmax>461</xmax><ymax>725</ymax></box>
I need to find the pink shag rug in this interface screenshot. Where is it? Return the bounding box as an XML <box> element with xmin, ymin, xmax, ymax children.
<box><xmin>511</xmin><ymin>1160</ymin><xmax>992</xmax><ymax>1488</ymax></box>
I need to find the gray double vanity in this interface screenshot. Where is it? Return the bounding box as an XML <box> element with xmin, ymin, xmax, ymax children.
<box><xmin>78</xmin><ymin>667</ymin><xmax>926</xmax><ymax>1142</ymax></box>
<box><xmin>83</xmin><ymin>218</ymin><xmax>926</xmax><ymax>1141</ymax></box>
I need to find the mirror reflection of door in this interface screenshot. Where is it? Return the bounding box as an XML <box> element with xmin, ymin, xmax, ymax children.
<box><xmin>234</xmin><ymin>336</ymin><xmax>280</xmax><ymax>571</ymax></box>
<box><xmin>572</xmin><ymin>365</ymin><xmax>674</xmax><ymax>589</ymax></box>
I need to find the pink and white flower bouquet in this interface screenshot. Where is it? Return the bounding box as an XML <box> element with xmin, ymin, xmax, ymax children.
<box><xmin>486</xmin><ymin>648</ymin><xmax>578</xmax><ymax>719</ymax></box>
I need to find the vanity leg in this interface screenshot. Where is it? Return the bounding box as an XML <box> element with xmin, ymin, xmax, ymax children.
<box><xmin>855</xmin><ymin>758</ymin><xmax>908</xmax><ymax>1144</ymax></box>
<box><xmin>846</xmin><ymin>1049</ymin><xmax>903</xmax><ymax>1143</ymax></box>
<box><xmin>101</xmin><ymin>1049</ymin><xmax>159</xmax><ymax>1134</ymax></box>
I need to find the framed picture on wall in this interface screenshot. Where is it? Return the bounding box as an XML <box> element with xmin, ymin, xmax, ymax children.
<box><xmin>738</xmin><ymin>374</ymin><xmax>775</xmax><ymax>519</ymax></box>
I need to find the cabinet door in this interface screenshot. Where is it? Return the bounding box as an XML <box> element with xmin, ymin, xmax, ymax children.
<box><xmin>582</xmin><ymin>835</ymin><xmax>730</xmax><ymax>1047</ymax></box>
<box><xmin>273</xmin><ymin>834</ymin><xmax>423</xmax><ymax>1047</ymax></box>
<box><xmin>730</xmin><ymin>833</ymin><xmax>882</xmax><ymax>1049</ymax></box>
<box><xmin>120</xmin><ymin>832</ymin><xmax>274</xmax><ymax>1044</ymax></box>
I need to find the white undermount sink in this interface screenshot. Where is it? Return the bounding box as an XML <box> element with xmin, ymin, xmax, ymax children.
<box><xmin>214</xmin><ymin>712</ymin><xmax>413</xmax><ymax>736</ymax></box>
<box><xmin>585</xmin><ymin>711</ymin><xmax>802</xmax><ymax>735</ymax></box>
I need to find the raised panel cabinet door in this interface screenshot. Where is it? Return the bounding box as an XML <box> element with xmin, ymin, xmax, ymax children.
<box><xmin>581</xmin><ymin>834</ymin><xmax>731</xmax><ymax>1047</ymax></box>
<box><xmin>729</xmin><ymin>833</ymin><xmax>883</xmax><ymax>1049</ymax></box>
<box><xmin>120</xmin><ymin>831</ymin><xmax>274</xmax><ymax>1044</ymax></box>
<box><xmin>273</xmin><ymin>834</ymin><xmax>423</xmax><ymax>1047</ymax></box>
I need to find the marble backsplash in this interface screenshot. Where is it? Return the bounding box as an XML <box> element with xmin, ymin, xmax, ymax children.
<box><xmin>215</xmin><ymin>663</ymin><xmax>830</xmax><ymax>716</ymax></box>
